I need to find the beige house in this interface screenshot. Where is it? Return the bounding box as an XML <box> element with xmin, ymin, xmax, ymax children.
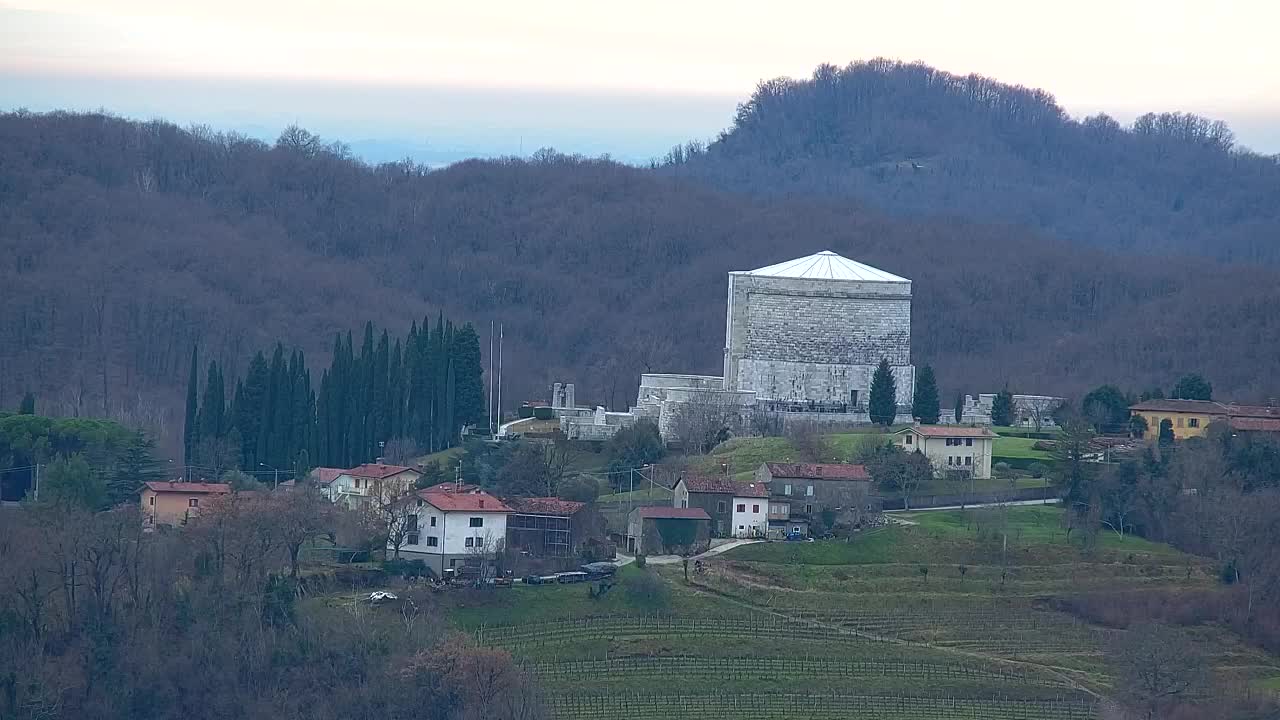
<box><xmin>141</xmin><ymin>481</ymin><xmax>231</xmax><ymax>527</ymax></box>
<box><xmin>893</xmin><ymin>425</ymin><xmax>998</xmax><ymax>480</ymax></box>
<box><xmin>327</xmin><ymin>463</ymin><xmax>421</xmax><ymax>508</ymax></box>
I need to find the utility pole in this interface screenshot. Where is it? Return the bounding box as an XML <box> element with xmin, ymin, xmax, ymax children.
<box><xmin>488</xmin><ymin>320</ymin><xmax>495</xmax><ymax>437</ymax></box>
<box><xmin>496</xmin><ymin>323</ymin><xmax>504</xmax><ymax>434</ymax></box>
<box><xmin>32</xmin><ymin>463</ymin><xmax>39</xmax><ymax>502</ymax></box>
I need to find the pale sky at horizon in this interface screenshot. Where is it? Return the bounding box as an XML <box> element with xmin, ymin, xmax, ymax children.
<box><xmin>3</xmin><ymin>0</ymin><xmax>1279</xmax><ymax>160</ymax></box>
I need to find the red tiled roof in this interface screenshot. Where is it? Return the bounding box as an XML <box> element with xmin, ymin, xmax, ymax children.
<box><xmin>898</xmin><ymin>425</ymin><xmax>999</xmax><ymax>439</ymax></box>
<box><xmin>637</xmin><ymin>506</ymin><xmax>711</xmax><ymax>520</ymax></box>
<box><xmin>142</xmin><ymin>482</ymin><xmax>231</xmax><ymax>495</ymax></box>
<box><xmin>417</xmin><ymin>489</ymin><xmax>513</xmax><ymax>513</ymax></box>
<box><xmin>310</xmin><ymin>467</ymin><xmax>345</xmax><ymax>486</ymax></box>
<box><xmin>764</xmin><ymin>463</ymin><xmax>870</xmax><ymax>481</ymax></box>
<box><xmin>345</xmin><ymin>463</ymin><xmax>419</xmax><ymax>480</ymax></box>
<box><xmin>1225</xmin><ymin>404</ymin><xmax>1280</xmax><ymax>420</ymax></box>
<box><xmin>1130</xmin><ymin>399</ymin><xmax>1227</xmax><ymax>414</ymax></box>
<box><xmin>680</xmin><ymin>475</ymin><xmax>770</xmax><ymax>497</ymax></box>
<box><xmin>1229</xmin><ymin>417</ymin><xmax>1280</xmax><ymax>433</ymax></box>
<box><xmin>507</xmin><ymin>497</ymin><xmax>587</xmax><ymax>516</ymax></box>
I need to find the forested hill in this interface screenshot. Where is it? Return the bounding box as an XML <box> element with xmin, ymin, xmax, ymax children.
<box><xmin>4</xmin><ymin>111</ymin><xmax>1280</xmax><ymax>455</ymax></box>
<box><xmin>665</xmin><ymin>59</ymin><xmax>1280</xmax><ymax>264</ymax></box>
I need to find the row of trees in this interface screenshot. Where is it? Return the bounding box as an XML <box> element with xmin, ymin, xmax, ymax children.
<box><xmin>184</xmin><ymin>317</ymin><xmax>486</xmax><ymax>477</ymax></box>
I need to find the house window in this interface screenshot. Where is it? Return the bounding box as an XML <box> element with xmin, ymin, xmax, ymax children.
<box><xmin>736</xmin><ymin>503</ymin><xmax>745</xmax><ymax>512</ymax></box>
<box><xmin>752</xmin><ymin>504</ymin><xmax>759</xmax><ymax>513</ymax></box>
<box><xmin>806</xmin><ymin>486</ymin><xmax>814</xmax><ymax>496</ymax></box>
<box><xmin>783</xmin><ymin>484</ymin><xmax>792</xmax><ymax>495</ymax></box>
<box><xmin>850</xmin><ymin>389</ymin><xmax>859</xmax><ymax>406</ymax></box>
<box><xmin>474</xmin><ymin>536</ymin><xmax>485</xmax><ymax>549</ymax></box>
<box><xmin>681</xmin><ymin>499</ymin><xmax>688</xmax><ymax>508</ymax></box>
<box><xmin>188</xmin><ymin>498</ymin><xmax>199</xmax><ymax>508</ymax></box>
<box><xmin>905</xmin><ymin>434</ymin><xmax>912</xmax><ymax>445</ymax></box>
<box><xmin>717</xmin><ymin>501</ymin><xmax>727</xmax><ymax>513</ymax></box>
<box><xmin>1189</xmin><ymin>418</ymin><xmax>1200</xmax><ymax>428</ymax></box>
<box><xmin>430</xmin><ymin>516</ymin><xmax>437</xmax><ymax>527</ymax></box>
<box><xmin>355</xmin><ymin>478</ymin><xmax>362</xmax><ymax>489</ymax></box>
<box><xmin>966</xmin><ymin>438</ymin><xmax>973</xmax><ymax>447</ymax></box>
<box><xmin>406</xmin><ymin>532</ymin><xmax>420</xmax><ymax>546</ymax></box>
<box><xmin>1177</xmin><ymin>417</ymin><xmax>1185</xmax><ymax>428</ymax></box>
<box><xmin>469</xmin><ymin>517</ymin><xmax>484</xmax><ymax>528</ymax></box>
<box><xmin>416</xmin><ymin>499</ymin><xmax>423</xmax><ymax>507</ymax></box>
<box><xmin>738</xmin><ymin>525</ymin><xmax>745</xmax><ymax>531</ymax></box>
<box><xmin>449</xmin><ymin>559</ymin><xmax>457</xmax><ymax>568</ymax></box>
<box><xmin>465</xmin><ymin>537</ymin><xmax>474</xmax><ymax>548</ymax></box>
<box><xmin>965</xmin><ymin>457</ymin><xmax>972</xmax><ymax>466</ymax></box>
<box><xmin>148</xmin><ymin>496</ymin><xmax>155</xmax><ymax>506</ymax></box>
<box><xmin>427</xmin><ymin>536</ymin><xmax>439</xmax><ymax>547</ymax></box>
<box><xmin>406</xmin><ymin>515</ymin><xmax>418</xmax><ymax>532</ymax></box>
<box><xmin>805</xmin><ymin>504</ymin><xmax>813</xmax><ymax>514</ymax></box>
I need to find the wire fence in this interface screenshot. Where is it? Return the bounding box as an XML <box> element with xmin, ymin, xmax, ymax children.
<box><xmin>546</xmin><ymin>692</ymin><xmax>1099</xmax><ymax>719</ymax></box>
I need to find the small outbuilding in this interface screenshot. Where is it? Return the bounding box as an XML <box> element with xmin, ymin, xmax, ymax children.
<box><xmin>626</xmin><ymin>506</ymin><xmax>711</xmax><ymax>556</ymax></box>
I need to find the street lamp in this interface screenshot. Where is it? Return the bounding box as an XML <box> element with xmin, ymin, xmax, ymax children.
<box><xmin>259</xmin><ymin>462</ymin><xmax>279</xmax><ymax>489</ymax></box>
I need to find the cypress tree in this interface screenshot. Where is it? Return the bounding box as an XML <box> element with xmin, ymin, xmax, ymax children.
<box><xmin>197</xmin><ymin>360</ymin><xmax>226</xmax><ymax>441</ymax></box>
<box><xmin>236</xmin><ymin>351</ymin><xmax>270</xmax><ymax>470</ymax></box>
<box><xmin>372</xmin><ymin>330</ymin><xmax>390</xmax><ymax>450</ymax></box>
<box><xmin>18</xmin><ymin>392</ymin><xmax>35</xmax><ymax>415</ymax></box>
<box><xmin>911</xmin><ymin>365</ymin><xmax>940</xmax><ymax>424</ymax></box>
<box><xmin>451</xmin><ymin>323</ymin><xmax>486</xmax><ymax>430</ymax></box>
<box><xmin>868</xmin><ymin>358</ymin><xmax>897</xmax><ymax>426</ymax></box>
<box><xmin>184</xmin><ymin>345</ymin><xmax>200</xmax><ymax>467</ymax></box>
<box><xmin>389</xmin><ymin>338</ymin><xmax>404</xmax><ymax>440</ymax></box>
<box><xmin>991</xmin><ymin>387</ymin><xmax>1016</xmax><ymax>427</ymax></box>
<box><xmin>107</xmin><ymin>431</ymin><xmax>163</xmax><ymax>506</ymax></box>
<box><xmin>954</xmin><ymin>392</ymin><xmax>965</xmax><ymax>423</ymax></box>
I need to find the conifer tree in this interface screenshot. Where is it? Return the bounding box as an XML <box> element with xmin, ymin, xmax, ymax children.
<box><xmin>184</xmin><ymin>345</ymin><xmax>200</xmax><ymax>466</ymax></box>
<box><xmin>954</xmin><ymin>392</ymin><xmax>965</xmax><ymax>423</ymax></box>
<box><xmin>197</xmin><ymin>360</ymin><xmax>226</xmax><ymax>441</ymax></box>
<box><xmin>18</xmin><ymin>392</ymin><xmax>35</xmax><ymax>415</ymax></box>
<box><xmin>911</xmin><ymin>365</ymin><xmax>940</xmax><ymax>424</ymax></box>
<box><xmin>991</xmin><ymin>387</ymin><xmax>1016</xmax><ymax>427</ymax></box>
<box><xmin>452</xmin><ymin>323</ymin><xmax>486</xmax><ymax>429</ymax></box>
<box><xmin>869</xmin><ymin>358</ymin><xmax>897</xmax><ymax>426</ymax></box>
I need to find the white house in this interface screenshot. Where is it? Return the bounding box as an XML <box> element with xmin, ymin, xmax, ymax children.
<box><xmin>893</xmin><ymin>425</ymin><xmax>998</xmax><ymax>480</ymax></box>
<box><xmin>328</xmin><ymin>463</ymin><xmax>421</xmax><ymax>508</ymax></box>
<box><xmin>672</xmin><ymin>475</ymin><xmax>770</xmax><ymax>539</ymax></box>
<box><xmin>393</xmin><ymin>487</ymin><xmax>513</xmax><ymax>577</ymax></box>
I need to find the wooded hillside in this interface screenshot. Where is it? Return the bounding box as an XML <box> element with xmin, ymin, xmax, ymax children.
<box><xmin>667</xmin><ymin>59</ymin><xmax>1280</xmax><ymax>264</ymax></box>
<box><xmin>3</xmin><ymin>109</ymin><xmax>1280</xmax><ymax>456</ymax></box>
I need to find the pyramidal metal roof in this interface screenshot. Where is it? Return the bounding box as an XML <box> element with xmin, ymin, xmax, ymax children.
<box><xmin>733</xmin><ymin>251</ymin><xmax>908</xmax><ymax>283</ymax></box>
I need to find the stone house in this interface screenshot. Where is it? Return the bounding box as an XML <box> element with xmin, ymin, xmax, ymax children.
<box><xmin>672</xmin><ymin>475</ymin><xmax>770</xmax><ymax>538</ymax></box>
<box><xmin>626</xmin><ymin>506</ymin><xmax>711</xmax><ymax>555</ymax></box>
<box><xmin>893</xmin><ymin>425</ymin><xmax>997</xmax><ymax>480</ymax></box>
<box><xmin>754</xmin><ymin>462</ymin><xmax>875</xmax><ymax>528</ymax></box>
<box><xmin>140</xmin><ymin>481</ymin><xmax>231</xmax><ymax>528</ymax></box>
<box><xmin>505</xmin><ymin>497</ymin><xmax>603</xmax><ymax>557</ymax></box>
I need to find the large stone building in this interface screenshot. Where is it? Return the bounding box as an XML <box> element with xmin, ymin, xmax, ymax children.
<box><xmin>724</xmin><ymin>250</ymin><xmax>915</xmax><ymax>409</ymax></box>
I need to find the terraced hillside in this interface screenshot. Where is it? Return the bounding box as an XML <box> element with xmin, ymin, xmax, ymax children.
<box><xmin>449</xmin><ymin>506</ymin><xmax>1280</xmax><ymax>719</ymax></box>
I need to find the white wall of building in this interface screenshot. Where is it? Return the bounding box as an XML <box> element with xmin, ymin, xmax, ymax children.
<box><xmin>729</xmin><ymin>496</ymin><xmax>769</xmax><ymax>538</ymax></box>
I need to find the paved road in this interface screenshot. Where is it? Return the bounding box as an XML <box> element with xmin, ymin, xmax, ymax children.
<box><xmin>615</xmin><ymin>538</ymin><xmax>764</xmax><ymax>566</ymax></box>
<box><xmin>887</xmin><ymin>498</ymin><xmax>1058</xmax><ymax>513</ymax></box>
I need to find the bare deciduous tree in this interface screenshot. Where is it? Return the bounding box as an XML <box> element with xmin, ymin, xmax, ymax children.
<box><xmin>1108</xmin><ymin>623</ymin><xmax>1208</xmax><ymax>720</ymax></box>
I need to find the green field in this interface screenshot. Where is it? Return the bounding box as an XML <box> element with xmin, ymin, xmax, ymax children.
<box><xmin>435</xmin><ymin>505</ymin><xmax>1280</xmax><ymax>718</ymax></box>
<box><xmin>992</xmin><ymin>435</ymin><xmax>1053</xmax><ymax>461</ymax></box>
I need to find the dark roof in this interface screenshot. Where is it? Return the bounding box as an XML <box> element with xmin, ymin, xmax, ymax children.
<box><xmin>421</xmin><ymin>482</ymin><xmax>480</xmax><ymax>494</ymax></box>
<box><xmin>346</xmin><ymin>463</ymin><xmax>419</xmax><ymax>479</ymax></box>
<box><xmin>680</xmin><ymin>475</ymin><xmax>770</xmax><ymax>497</ymax></box>
<box><xmin>1130</xmin><ymin>399</ymin><xmax>1228</xmax><ymax>414</ymax></box>
<box><xmin>897</xmin><ymin>425</ymin><xmax>999</xmax><ymax>438</ymax></box>
<box><xmin>417</xmin><ymin>489</ymin><xmax>513</xmax><ymax>513</ymax></box>
<box><xmin>1225</xmin><ymin>404</ymin><xmax>1280</xmax><ymax>419</ymax></box>
<box><xmin>309</xmin><ymin>467</ymin><xmax>346</xmax><ymax>486</ymax></box>
<box><xmin>508</xmin><ymin>497</ymin><xmax>587</xmax><ymax>516</ymax></box>
<box><xmin>142</xmin><ymin>482</ymin><xmax>231</xmax><ymax>495</ymax></box>
<box><xmin>763</xmin><ymin>463</ymin><xmax>870</xmax><ymax>481</ymax></box>
<box><xmin>636</xmin><ymin>506</ymin><xmax>711</xmax><ymax>520</ymax></box>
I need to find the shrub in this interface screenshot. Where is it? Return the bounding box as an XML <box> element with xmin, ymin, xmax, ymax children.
<box><xmin>634</xmin><ymin>554</ymin><xmax>646</xmax><ymax>569</ymax></box>
<box><xmin>993</xmin><ymin>462</ymin><xmax>1013</xmax><ymax>477</ymax></box>
<box><xmin>624</xmin><ymin>570</ymin><xmax>670</xmax><ymax>610</ymax></box>
<box><xmin>1028</xmin><ymin>462</ymin><xmax>1049</xmax><ymax>479</ymax></box>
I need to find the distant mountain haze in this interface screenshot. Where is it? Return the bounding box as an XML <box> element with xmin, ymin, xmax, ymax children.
<box><xmin>3</xmin><ymin>62</ymin><xmax>1280</xmax><ymax>454</ymax></box>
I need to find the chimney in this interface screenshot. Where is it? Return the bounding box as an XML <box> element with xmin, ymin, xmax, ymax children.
<box><xmin>374</xmin><ymin>457</ymin><xmax>385</xmax><ymax>465</ymax></box>
<box><xmin>479</xmin><ymin>499</ymin><xmax>485</xmax><ymax>508</ymax></box>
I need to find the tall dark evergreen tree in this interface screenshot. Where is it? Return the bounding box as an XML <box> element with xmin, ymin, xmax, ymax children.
<box><xmin>18</xmin><ymin>392</ymin><xmax>35</xmax><ymax>415</ymax></box>
<box><xmin>911</xmin><ymin>365</ymin><xmax>940</xmax><ymax>424</ymax></box>
<box><xmin>235</xmin><ymin>351</ymin><xmax>270</xmax><ymax>470</ymax></box>
<box><xmin>1170</xmin><ymin>374</ymin><xmax>1212</xmax><ymax>401</ymax></box>
<box><xmin>991</xmin><ymin>387</ymin><xmax>1016</xmax><ymax>427</ymax></box>
<box><xmin>451</xmin><ymin>323</ymin><xmax>486</xmax><ymax>430</ymax></box>
<box><xmin>183</xmin><ymin>345</ymin><xmax>200</xmax><ymax>466</ymax></box>
<box><xmin>868</xmin><ymin>358</ymin><xmax>897</xmax><ymax>426</ymax></box>
<box><xmin>197</xmin><ymin>360</ymin><xmax>226</xmax><ymax>441</ymax></box>
<box><xmin>954</xmin><ymin>392</ymin><xmax>965</xmax><ymax>423</ymax></box>
<box><xmin>106</xmin><ymin>431</ymin><xmax>163</xmax><ymax>506</ymax></box>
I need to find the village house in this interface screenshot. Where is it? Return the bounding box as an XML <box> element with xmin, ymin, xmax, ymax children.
<box><xmin>504</xmin><ymin>497</ymin><xmax>601</xmax><ymax>557</ymax></box>
<box><xmin>328</xmin><ymin>463</ymin><xmax>421</xmax><ymax>508</ymax></box>
<box><xmin>1129</xmin><ymin>399</ymin><xmax>1280</xmax><ymax>440</ymax></box>
<box><xmin>672</xmin><ymin>475</ymin><xmax>769</xmax><ymax>538</ymax></box>
<box><xmin>755</xmin><ymin>462</ymin><xmax>875</xmax><ymax>533</ymax></box>
<box><xmin>626</xmin><ymin>506</ymin><xmax>711</xmax><ymax>555</ymax></box>
<box><xmin>140</xmin><ymin>481</ymin><xmax>231</xmax><ymax>528</ymax></box>
<box><xmin>393</xmin><ymin>487</ymin><xmax>513</xmax><ymax>577</ymax></box>
<box><xmin>893</xmin><ymin>425</ymin><xmax>998</xmax><ymax>480</ymax></box>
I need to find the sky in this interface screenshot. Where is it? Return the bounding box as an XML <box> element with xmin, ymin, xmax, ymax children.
<box><xmin>3</xmin><ymin>0</ymin><xmax>1278</xmax><ymax>163</ymax></box>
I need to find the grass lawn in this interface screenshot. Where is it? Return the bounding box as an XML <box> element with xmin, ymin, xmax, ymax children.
<box><xmin>991</xmin><ymin>435</ymin><xmax>1052</xmax><ymax>461</ymax></box>
<box><xmin>411</xmin><ymin>445</ymin><xmax>465</xmax><ymax>467</ymax></box>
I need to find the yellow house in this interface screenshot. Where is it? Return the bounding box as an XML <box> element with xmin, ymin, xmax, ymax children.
<box><xmin>140</xmin><ymin>481</ymin><xmax>232</xmax><ymax>527</ymax></box>
<box><xmin>1129</xmin><ymin>400</ymin><xmax>1226</xmax><ymax>440</ymax></box>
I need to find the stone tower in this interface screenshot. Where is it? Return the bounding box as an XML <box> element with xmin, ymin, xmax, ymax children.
<box><xmin>722</xmin><ymin>250</ymin><xmax>914</xmax><ymax>407</ymax></box>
